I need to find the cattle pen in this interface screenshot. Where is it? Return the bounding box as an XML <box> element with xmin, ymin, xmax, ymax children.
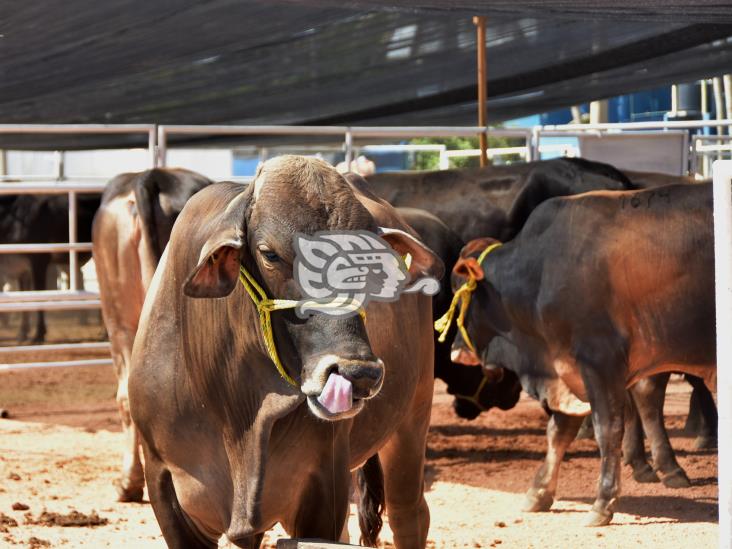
<box><xmin>0</xmin><ymin>121</ymin><xmax>729</xmax><ymax>548</ymax></box>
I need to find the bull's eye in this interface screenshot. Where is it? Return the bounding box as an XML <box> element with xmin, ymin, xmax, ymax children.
<box><xmin>260</xmin><ymin>249</ymin><xmax>280</xmax><ymax>263</ymax></box>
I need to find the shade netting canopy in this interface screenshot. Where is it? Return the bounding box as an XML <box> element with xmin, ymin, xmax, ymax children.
<box><xmin>2</xmin><ymin>0</ymin><xmax>732</xmax><ymax>148</ymax></box>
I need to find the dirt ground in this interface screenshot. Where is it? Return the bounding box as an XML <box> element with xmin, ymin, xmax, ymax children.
<box><xmin>0</xmin><ymin>318</ymin><xmax>719</xmax><ymax>548</ymax></box>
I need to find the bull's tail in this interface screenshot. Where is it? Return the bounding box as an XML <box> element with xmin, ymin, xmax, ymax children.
<box><xmin>356</xmin><ymin>454</ymin><xmax>385</xmax><ymax>547</ymax></box>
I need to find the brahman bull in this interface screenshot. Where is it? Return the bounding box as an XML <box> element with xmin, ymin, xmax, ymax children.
<box><xmin>92</xmin><ymin>167</ymin><xmax>212</xmax><ymax>502</ymax></box>
<box><xmin>129</xmin><ymin>156</ymin><xmax>443</xmax><ymax>548</ymax></box>
<box><xmin>446</xmin><ymin>183</ymin><xmax>714</xmax><ymax>526</ymax></box>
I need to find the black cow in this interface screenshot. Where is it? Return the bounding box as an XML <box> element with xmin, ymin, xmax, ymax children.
<box><xmin>447</xmin><ymin>184</ymin><xmax>714</xmax><ymax>526</ymax></box>
<box><xmin>366</xmin><ymin>157</ymin><xmax>633</xmax><ymax>243</ymax></box>
<box><xmin>370</xmin><ymin>160</ymin><xmax>717</xmax><ymax>445</ymax></box>
<box><xmin>396</xmin><ymin>207</ymin><xmax>521</xmax><ymax>419</ymax></box>
<box><xmin>0</xmin><ymin>194</ymin><xmax>100</xmax><ymax>342</ymax></box>
<box><xmin>400</xmin><ymin>205</ymin><xmax>699</xmax><ymax>489</ymax></box>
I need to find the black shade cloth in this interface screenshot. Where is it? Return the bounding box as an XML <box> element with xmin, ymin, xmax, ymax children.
<box><xmin>2</xmin><ymin>1</ymin><xmax>732</xmax><ymax>148</ymax></box>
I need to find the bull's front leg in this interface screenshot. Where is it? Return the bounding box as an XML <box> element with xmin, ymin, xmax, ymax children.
<box><xmin>378</xmin><ymin>383</ymin><xmax>432</xmax><ymax>549</ymax></box>
<box><xmin>582</xmin><ymin>364</ymin><xmax>626</xmax><ymax>527</ymax></box>
<box><xmin>288</xmin><ymin>430</ymin><xmax>351</xmax><ymax>542</ymax></box>
<box><xmin>524</xmin><ymin>411</ymin><xmax>584</xmax><ymax>512</ymax></box>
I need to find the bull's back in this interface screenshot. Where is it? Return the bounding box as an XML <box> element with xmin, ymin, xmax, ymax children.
<box><xmin>529</xmin><ymin>184</ymin><xmax>714</xmax><ymax>378</ymax></box>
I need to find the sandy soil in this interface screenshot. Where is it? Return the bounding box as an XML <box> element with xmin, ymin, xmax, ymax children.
<box><xmin>0</xmin><ymin>355</ymin><xmax>718</xmax><ymax>548</ymax></box>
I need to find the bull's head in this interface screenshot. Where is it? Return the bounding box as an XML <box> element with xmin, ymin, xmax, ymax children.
<box><xmin>181</xmin><ymin>156</ymin><xmax>442</xmax><ymax>422</ymax></box>
<box><xmin>447</xmin><ymin>238</ymin><xmax>515</xmax><ymax>384</ymax></box>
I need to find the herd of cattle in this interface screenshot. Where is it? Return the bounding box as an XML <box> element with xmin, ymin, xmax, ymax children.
<box><xmin>1</xmin><ymin>155</ymin><xmax>717</xmax><ymax>547</ymax></box>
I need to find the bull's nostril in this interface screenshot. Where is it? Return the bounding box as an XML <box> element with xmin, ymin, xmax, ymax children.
<box><xmin>346</xmin><ymin>367</ymin><xmax>382</xmax><ymax>381</ymax></box>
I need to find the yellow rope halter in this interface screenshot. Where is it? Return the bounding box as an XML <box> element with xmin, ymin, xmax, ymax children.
<box><xmin>238</xmin><ymin>264</ymin><xmax>365</xmax><ymax>387</ymax></box>
<box><xmin>434</xmin><ymin>242</ymin><xmax>502</xmax><ymax>354</ymax></box>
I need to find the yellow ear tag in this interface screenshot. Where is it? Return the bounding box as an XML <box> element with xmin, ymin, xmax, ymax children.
<box><xmin>403</xmin><ymin>253</ymin><xmax>413</xmax><ymax>270</ymax></box>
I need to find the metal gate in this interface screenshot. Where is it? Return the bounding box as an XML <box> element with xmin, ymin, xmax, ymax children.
<box><xmin>0</xmin><ymin>125</ymin><xmax>156</xmax><ymax>371</ymax></box>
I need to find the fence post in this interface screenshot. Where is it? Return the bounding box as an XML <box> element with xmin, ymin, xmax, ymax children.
<box><xmin>68</xmin><ymin>190</ymin><xmax>78</xmax><ymax>292</ymax></box>
<box><xmin>149</xmin><ymin>126</ymin><xmax>158</xmax><ymax>168</ymax></box>
<box><xmin>344</xmin><ymin>128</ymin><xmax>353</xmax><ymax>168</ymax></box>
<box><xmin>530</xmin><ymin>126</ymin><xmax>541</xmax><ymax>161</ymax></box>
<box><xmin>713</xmin><ymin>159</ymin><xmax>732</xmax><ymax>549</ymax></box>
<box><xmin>54</xmin><ymin>151</ymin><xmax>65</xmax><ymax>181</ymax></box>
<box><xmin>157</xmin><ymin>125</ymin><xmax>167</xmax><ymax>168</ymax></box>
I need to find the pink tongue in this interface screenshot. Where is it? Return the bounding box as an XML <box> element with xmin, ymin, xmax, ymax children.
<box><xmin>317</xmin><ymin>373</ymin><xmax>353</xmax><ymax>414</ymax></box>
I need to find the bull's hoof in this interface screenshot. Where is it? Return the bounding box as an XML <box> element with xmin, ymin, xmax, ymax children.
<box><xmin>661</xmin><ymin>469</ymin><xmax>691</xmax><ymax>489</ymax></box>
<box><xmin>631</xmin><ymin>463</ymin><xmax>660</xmax><ymax>484</ymax></box>
<box><xmin>694</xmin><ymin>435</ymin><xmax>717</xmax><ymax>450</ymax></box>
<box><xmin>523</xmin><ymin>489</ymin><xmax>554</xmax><ymax>512</ymax></box>
<box><xmin>114</xmin><ymin>479</ymin><xmax>144</xmax><ymax>503</ymax></box>
<box><xmin>585</xmin><ymin>509</ymin><xmax>613</xmax><ymax>527</ymax></box>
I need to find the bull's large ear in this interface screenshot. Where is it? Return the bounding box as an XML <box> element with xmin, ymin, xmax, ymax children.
<box><xmin>183</xmin><ymin>187</ymin><xmax>251</xmax><ymax>298</ymax></box>
<box><xmin>379</xmin><ymin>227</ymin><xmax>445</xmax><ymax>283</ymax></box>
<box><xmin>183</xmin><ymin>232</ymin><xmax>243</xmax><ymax>298</ymax></box>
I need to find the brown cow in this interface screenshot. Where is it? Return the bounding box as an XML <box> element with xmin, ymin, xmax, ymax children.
<box><xmin>92</xmin><ymin>168</ymin><xmax>212</xmax><ymax>502</ymax></box>
<box><xmin>129</xmin><ymin>156</ymin><xmax>443</xmax><ymax>548</ymax></box>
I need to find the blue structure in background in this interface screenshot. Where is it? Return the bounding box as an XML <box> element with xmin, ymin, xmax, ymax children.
<box><xmin>233</xmin><ymin>84</ymin><xmax>710</xmax><ymax>174</ymax></box>
<box><xmin>507</xmin><ymin>85</ymin><xmax>674</xmax><ymax>127</ymax></box>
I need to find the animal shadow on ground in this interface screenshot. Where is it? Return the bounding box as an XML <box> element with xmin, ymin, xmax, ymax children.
<box><xmin>430</xmin><ymin>424</ymin><xmax>545</xmax><ymax>438</ymax></box>
<box><xmin>564</xmin><ymin>495</ymin><xmax>718</xmax><ymax>523</ymax></box>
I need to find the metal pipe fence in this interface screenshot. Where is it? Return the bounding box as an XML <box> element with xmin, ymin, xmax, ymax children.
<box><xmin>0</xmin><ymin>125</ymin><xmax>155</xmax><ymax>371</ymax></box>
<box><xmin>2</xmin><ymin>119</ymin><xmax>732</xmax><ymax>373</ymax></box>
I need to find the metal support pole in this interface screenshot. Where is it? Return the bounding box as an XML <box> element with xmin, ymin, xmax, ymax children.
<box><xmin>713</xmin><ymin>159</ymin><xmax>732</xmax><ymax>549</ymax></box>
<box><xmin>474</xmin><ymin>16</ymin><xmax>488</xmax><ymax>167</ymax></box>
<box><xmin>344</xmin><ymin>129</ymin><xmax>354</xmax><ymax>168</ymax></box>
<box><xmin>68</xmin><ymin>191</ymin><xmax>78</xmax><ymax>292</ymax></box>
<box><xmin>725</xmin><ymin>75</ymin><xmax>732</xmax><ymax>138</ymax></box>
<box><xmin>671</xmin><ymin>84</ymin><xmax>679</xmax><ymax>115</ymax></box>
<box><xmin>714</xmin><ymin>77</ymin><xmax>725</xmax><ymax>160</ymax></box>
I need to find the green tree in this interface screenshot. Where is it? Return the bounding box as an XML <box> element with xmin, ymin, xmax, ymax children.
<box><xmin>410</xmin><ymin>135</ymin><xmax>524</xmax><ymax>170</ymax></box>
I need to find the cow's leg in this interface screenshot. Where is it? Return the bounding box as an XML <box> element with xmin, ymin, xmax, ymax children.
<box><xmin>113</xmin><ymin>348</ymin><xmax>145</xmax><ymax>502</ymax></box>
<box><xmin>17</xmin><ymin>270</ymin><xmax>31</xmax><ymax>342</ymax></box>
<box><xmin>630</xmin><ymin>374</ymin><xmax>690</xmax><ymax>488</ymax></box>
<box><xmin>286</xmin><ymin>427</ymin><xmax>350</xmax><ymax>541</ymax></box>
<box><xmin>622</xmin><ymin>391</ymin><xmax>659</xmax><ymax>483</ymax></box>
<box><xmin>575</xmin><ymin>415</ymin><xmax>595</xmax><ymax>440</ymax></box>
<box><xmin>685</xmin><ymin>374</ymin><xmax>718</xmax><ymax>449</ymax></box>
<box><xmin>140</xmin><ymin>443</ymin><xmax>218</xmax><ymax>549</ymax></box>
<box><xmin>524</xmin><ymin>411</ymin><xmax>584</xmax><ymax>512</ymax></box>
<box><xmin>377</xmin><ymin>386</ymin><xmax>431</xmax><ymax>549</ymax></box>
<box><xmin>583</xmin><ymin>363</ymin><xmax>625</xmax><ymax>527</ymax></box>
<box><xmin>29</xmin><ymin>256</ymin><xmax>48</xmax><ymax>343</ymax></box>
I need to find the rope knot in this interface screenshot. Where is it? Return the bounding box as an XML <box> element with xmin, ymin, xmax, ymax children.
<box><xmin>433</xmin><ymin>242</ymin><xmax>502</xmax><ymax>354</ymax></box>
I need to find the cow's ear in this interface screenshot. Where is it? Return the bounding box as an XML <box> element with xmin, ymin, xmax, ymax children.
<box><xmin>454</xmin><ymin>256</ymin><xmax>484</xmax><ymax>281</ymax></box>
<box><xmin>183</xmin><ymin>234</ymin><xmax>243</xmax><ymax>298</ymax></box>
<box><xmin>379</xmin><ymin>227</ymin><xmax>445</xmax><ymax>283</ymax></box>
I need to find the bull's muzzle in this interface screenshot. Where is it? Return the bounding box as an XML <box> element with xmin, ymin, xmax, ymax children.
<box><xmin>451</xmin><ymin>346</ymin><xmax>481</xmax><ymax>366</ymax></box>
<box><xmin>302</xmin><ymin>354</ymin><xmax>385</xmax><ymax>421</ymax></box>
